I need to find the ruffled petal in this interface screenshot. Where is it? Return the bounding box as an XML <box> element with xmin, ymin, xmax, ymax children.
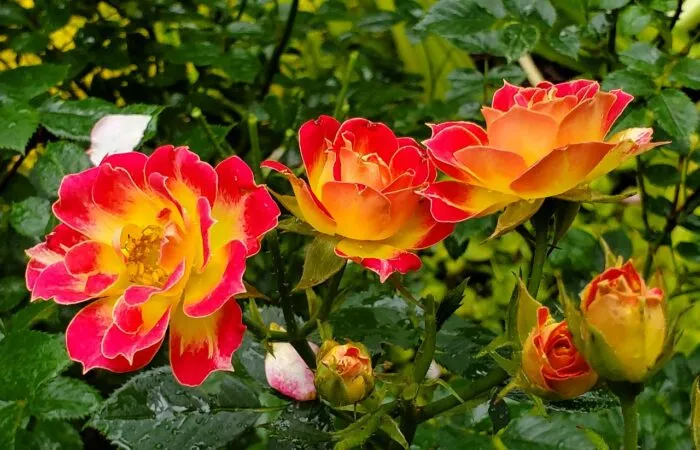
<box><xmin>182</xmin><ymin>240</ymin><xmax>246</xmax><ymax>318</ymax></box>
<box><xmin>169</xmin><ymin>299</ymin><xmax>246</xmax><ymax>387</ymax></box>
<box><xmin>122</xmin><ymin>261</ymin><xmax>186</xmax><ymax>306</ymax></box>
<box><xmin>453</xmin><ymin>146</ymin><xmax>528</xmax><ymax>192</ymax></box>
<box><xmin>211</xmin><ymin>156</ymin><xmax>280</xmax><ymax>255</ymax></box>
<box><xmin>510</xmin><ymin>142</ymin><xmax>615</xmax><ymax>199</ymax></box>
<box><xmin>25</xmin><ymin>224</ymin><xmax>87</xmax><ymax>291</ymax></box>
<box><xmin>380</xmin><ymin>199</ymin><xmax>455</xmax><ymax>250</ymax></box>
<box><xmin>100</xmin><ymin>152</ymin><xmax>148</xmax><ymax>188</ymax></box>
<box><xmin>66</xmin><ymin>297</ymin><xmax>162</xmax><ymax>373</ymax></box>
<box><xmin>604</xmin><ymin>90</ymin><xmax>634</xmax><ymax>134</ymax></box>
<box><xmin>421</xmin><ymin>181</ymin><xmax>518</xmax><ymax>223</ymax></box>
<box><xmin>556</xmin><ymin>92</ymin><xmax>617</xmax><ymax>146</ymax></box>
<box><xmin>492</xmin><ymin>81</ymin><xmax>521</xmax><ymax>111</ymax></box>
<box><xmin>145</xmin><ymin>145</ymin><xmax>217</xmax><ymax>206</ymax></box>
<box><xmin>332</xmin><ymin>118</ymin><xmax>399</xmax><ymax>163</ymax></box>
<box><xmin>339</xmin><ymin>247</ymin><xmax>422</xmax><ymax>283</ymax></box>
<box><xmin>321</xmin><ymin>181</ymin><xmax>392</xmax><ymax>241</ymax></box>
<box><xmin>423</xmin><ymin>125</ymin><xmax>483</xmax><ymax>184</ymax></box>
<box><xmin>299</xmin><ymin>115</ymin><xmax>340</xmax><ymax>190</ymax></box>
<box><xmin>388</xmin><ymin>146</ymin><xmax>435</xmax><ymax>187</ymax></box>
<box><xmin>428</xmin><ymin>121</ymin><xmax>487</xmax><ymax>144</ymax></box>
<box><xmin>487</xmin><ymin>107</ymin><xmax>559</xmax><ymax>165</ymax></box>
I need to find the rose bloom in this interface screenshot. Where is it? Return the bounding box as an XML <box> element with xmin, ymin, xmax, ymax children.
<box><xmin>262</xmin><ymin>116</ymin><xmax>454</xmax><ymax>282</ymax></box>
<box><xmin>422</xmin><ymin>80</ymin><xmax>661</xmax><ymax>222</ymax></box>
<box><xmin>265</xmin><ymin>324</ymin><xmax>318</xmax><ymax>401</ymax></box>
<box><xmin>522</xmin><ymin>307</ymin><xmax>597</xmax><ymax>399</ymax></box>
<box><xmin>25</xmin><ymin>146</ymin><xmax>280</xmax><ymax>386</ymax></box>
<box><xmin>580</xmin><ymin>261</ymin><xmax>665</xmax><ymax>382</ymax></box>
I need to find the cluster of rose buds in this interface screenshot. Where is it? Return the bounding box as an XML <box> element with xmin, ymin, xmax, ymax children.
<box><xmin>24</xmin><ymin>78</ymin><xmax>666</xmax><ymax>394</ymax></box>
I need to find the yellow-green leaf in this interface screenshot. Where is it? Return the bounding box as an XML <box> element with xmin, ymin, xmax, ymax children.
<box><xmin>489</xmin><ymin>199</ymin><xmax>544</xmax><ymax>240</ymax></box>
<box><xmin>295</xmin><ymin>236</ymin><xmax>344</xmax><ymax>291</ymax></box>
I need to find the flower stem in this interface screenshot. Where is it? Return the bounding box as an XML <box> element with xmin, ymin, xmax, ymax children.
<box><xmin>267</xmin><ymin>230</ymin><xmax>317</xmax><ymax>369</ymax></box>
<box><xmin>620</xmin><ymin>393</ymin><xmax>639</xmax><ymax>450</ymax></box>
<box><xmin>247</xmin><ymin>114</ymin><xmax>263</xmax><ymax>182</ymax></box>
<box><xmin>527</xmin><ymin>208</ymin><xmax>550</xmax><ymax>296</ymax></box>
<box><xmin>259</xmin><ymin>0</ymin><xmax>299</xmax><ymax>99</ymax></box>
<box><xmin>333</xmin><ymin>51</ymin><xmax>359</xmax><ymax>120</ymax></box>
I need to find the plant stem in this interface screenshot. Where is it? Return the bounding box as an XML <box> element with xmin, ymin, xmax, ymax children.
<box><xmin>247</xmin><ymin>114</ymin><xmax>264</xmax><ymax>182</ymax></box>
<box><xmin>267</xmin><ymin>230</ymin><xmax>317</xmax><ymax>369</ymax></box>
<box><xmin>413</xmin><ymin>297</ymin><xmax>437</xmax><ymax>383</ymax></box>
<box><xmin>620</xmin><ymin>394</ymin><xmax>639</xmax><ymax>450</ymax></box>
<box><xmin>417</xmin><ymin>368</ymin><xmax>508</xmax><ymax>422</ymax></box>
<box><xmin>518</xmin><ymin>54</ymin><xmax>543</xmax><ymax>86</ymax></box>
<box><xmin>527</xmin><ymin>210</ymin><xmax>550</xmax><ymax>297</ymax></box>
<box><xmin>299</xmin><ymin>262</ymin><xmax>346</xmax><ymax>337</ymax></box>
<box><xmin>333</xmin><ymin>51</ymin><xmax>358</xmax><ymax>119</ymax></box>
<box><xmin>259</xmin><ymin>0</ymin><xmax>299</xmax><ymax>99</ymax></box>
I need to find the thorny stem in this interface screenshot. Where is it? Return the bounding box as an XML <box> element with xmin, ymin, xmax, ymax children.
<box><xmin>259</xmin><ymin>0</ymin><xmax>299</xmax><ymax>99</ymax></box>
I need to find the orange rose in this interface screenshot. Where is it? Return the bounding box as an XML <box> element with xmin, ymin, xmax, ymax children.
<box><xmin>522</xmin><ymin>307</ymin><xmax>597</xmax><ymax>399</ymax></box>
<box><xmin>422</xmin><ymin>80</ymin><xmax>662</xmax><ymax>222</ymax></box>
<box><xmin>262</xmin><ymin>116</ymin><xmax>453</xmax><ymax>281</ymax></box>
<box><xmin>579</xmin><ymin>261</ymin><xmax>666</xmax><ymax>382</ymax></box>
<box><xmin>314</xmin><ymin>341</ymin><xmax>374</xmax><ymax>406</ymax></box>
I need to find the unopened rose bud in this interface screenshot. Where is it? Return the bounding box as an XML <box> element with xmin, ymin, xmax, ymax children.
<box><xmin>265</xmin><ymin>325</ymin><xmax>319</xmax><ymax>401</ymax></box>
<box><xmin>580</xmin><ymin>261</ymin><xmax>666</xmax><ymax>382</ymax></box>
<box><xmin>521</xmin><ymin>307</ymin><xmax>597</xmax><ymax>400</ymax></box>
<box><xmin>314</xmin><ymin>341</ymin><xmax>374</xmax><ymax>406</ymax></box>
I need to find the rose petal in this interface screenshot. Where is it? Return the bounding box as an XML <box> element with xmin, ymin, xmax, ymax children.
<box><xmin>87</xmin><ymin>114</ymin><xmax>151</xmax><ymax>166</ymax></box>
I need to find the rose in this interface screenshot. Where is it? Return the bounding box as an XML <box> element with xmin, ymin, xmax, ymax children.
<box><xmin>265</xmin><ymin>324</ymin><xmax>319</xmax><ymax>401</ymax></box>
<box><xmin>422</xmin><ymin>80</ymin><xmax>661</xmax><ymax>222</ymax></box>
<box><xmin>521</xmin><ymin>307</ymin><xmax>597</xmax><ymax>399</ymax></box>
<box><xmin>579</xmin><ymin>261</ymin><xmax>666</xmax><ymax>382</ymax></box>
<box><xmin>25</xmin><ymin>146</ymin><xmax>280</xmax><ymax>386</ymax></box>
<box><xmin>314</xmin><ymin>341</ymin><xmax>374</xmax><ymax>406</ymax></box>
<box><xmin>262</xmin><ymin>116</ymin><xmax>454</xmax><ymax>282</ymax></box>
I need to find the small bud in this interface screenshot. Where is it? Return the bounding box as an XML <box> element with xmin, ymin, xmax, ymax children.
<box><xmin>314</xmin><ymin>341</ymin><xmax>374</xmax><ymax>406</ymax></box>
<box><xmin>521</xmin><ymin>307</ymin><xmax>597</xmax><ymax>400</ymax></box>
<box><xmin>580</xmin><ymin>261</ymin><xmax>666</xmax><ymax>382</ymax></box>
<box><xmin>265</xmin><ymin>324</ymin><xmax>318</xmax><ymax>401</ymax></box>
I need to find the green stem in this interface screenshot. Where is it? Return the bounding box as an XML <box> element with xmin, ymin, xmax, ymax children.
<box><xmin>268</xmin><ymin>230</ymin><xmax>317</xmax><ymax>369</ymax></box>
<box><xmin>259</xmin><ymin>0</ymin><xmax>299</xmax><ymax>99</ymax></box>
<box><xmin>333</xmin><ymin>51</ymin><xmax>358</xmax><ymax>120</ymax></box>
<box><xmin>417</xmin><ymin>368</ymin><xmax>508</xmax><ymax>422</ymax></box>
<box><xmin>620</xmin><ymin>394</ymin><xmax>639</xmax><ymax>450</ymax></box>
<box><xmin>413</xmin><ymin>297</ymin><xmax>437</xmax><ymax>383</ymax></box>
<box><xmin>299</xmin><ymin>262</ymin><xmax>346</xmax><ymax>337</ymax></box>
<box><xmin>247</xmin><ymin>114</ymin><xmax>264</xmax><ymax>182</ymax></box>
<box><xmin>527</xmin><ymin>210</ymin><xmax>550</xmax><ymax>297</ymax></box>
<box><xmin>196</xmin><ymin>114</ymin><xmax>229</xmax><ymax>159</ymax></box>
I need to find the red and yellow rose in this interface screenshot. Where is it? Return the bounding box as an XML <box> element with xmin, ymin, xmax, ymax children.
<box><xmin>422</xmin><ymin>80</ymin><xmax>661</xmax><ymax>222</ymax></box>
<box><xmin>263</xmin><ymin>116</ymin><xmax>453</xmax><ymax>281</ymax></box>
<box><xmin>25</xmin><ymin>146</ymin><xmax>280</xmax><ymax>386</ymax></box>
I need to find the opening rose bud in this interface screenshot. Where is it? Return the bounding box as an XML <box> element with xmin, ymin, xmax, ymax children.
<box><xmin>314</xmin><ymin>341</ymin><xmax>374</xmax><ymax>406</ymax></box>
<box><xmin>262</xmin><ymin>116</ymin><xmax>454</xmax><ymax>282</ymax></box>
<box><xmin>265</xmin><ymin>324</ymin><xmax>319</xmax><ymax>401</ymax></box>
<box><xmin>422</xmin><ymin>80</ymin><xmax>663</xmax><ymax>223</ymax></box>
<box><xmin>580</xmin><ymin>261</ymin><xmax>666</xmax><ymax>382</ymax></box>
<box><xmin>522</xmin><ymin>307</ymin><xmax>597</xmax><ymax>400</ymax></box>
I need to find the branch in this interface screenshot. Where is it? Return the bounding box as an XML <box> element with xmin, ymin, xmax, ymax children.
<box><xmin>258</xmin><ymin>0</ymin><xmax>299</xmax><ymax>99</ymax></box>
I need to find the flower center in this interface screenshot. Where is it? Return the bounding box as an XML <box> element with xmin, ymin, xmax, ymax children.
<box><xmin>122</xmin><ymin>225</ymin><xmax>168</xmax><ymax>286</ymax></box>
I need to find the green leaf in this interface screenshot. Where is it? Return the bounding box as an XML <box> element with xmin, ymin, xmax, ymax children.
<box><xmin>163</xmin><ymin>41</ymin><xmax>223</xmax><ymax>65</ymax></box>
<box><xmin>226</xmin><ymin>22</ymin><xmax>264</xmax><ymax>39</ymax></box>
<box><xmin>171</xmin><ymin>123</ymin><xmax>232</xmax><ymax>161</ymax></box>
<box><xmin>645</xmin><ymin>164</ymin><xmax>680</xmax><ymax>187</ymax></box>
<box><xmin>0</xmin><ymin>64</ymin><xmax>69</xmax><ymax>101</ymax></box>
<box><xmin>0</xmin><ymin>103</ymin><xmax>39</xmax><ymax>153</ymax></box>
<box><xmin>214</xmin><ymin>48</ymin><xmax>263</xmax><ymax>84</ymax></box>
<box><xmin>618</xmin><ymin>5</ymin><xmax>653</xmax><ymax>36</ymax></box>
<box><xmin>10</xmin><ymin>196</ymin><xmax>51</xmax><ymax>238</ymax></box>
<box><xmin>599</xmin><ymin>0</ymin><xmax>630</xmax><ymax>9</ymax></box>
<box><xmin>415</xmin><ymin>0</ymin><xmax>505</xmax><ymax>39</ymax></box>
<box><xmin>379</xmin><ymin>415</ymin><xmax>408</xmax><ymax>449</ymax></box>
<box><xmin>89</xmin><ymin>368</ymin><xmax>262</xmax><ymax>450</ymax></box>
<box><xmin>677</xmin><ymin>241</ymin><xmax>700</xmax><ymax>263</ymax></box>
<box><xmin>501</xmin><ymin>23</ymin><xmax>539</xmax><ymax>61</ymax></box>
<box><xmin>0</xmin><ymin>276</ymin><xmax>28</xmax><ymax>313</ymax></box>
<box><xmin>548</xmin><ymin>25</ymin><xmax>581</xmax><ymax>60</ymax></box>
<box><xmin>504</xmin><ymin>0</ymin><xmax>557</xmax><ymax>25</ymax></box>
<box><xmin>669</xmin><ymin>58</ymin><xmax>700</xmax><ymax>90</ymax></box>
<box><xmin>514</xmin><ymin>279</ymin><xmax>542</xmax><ymax>345</ymax></box>
<box><xmin>9</xmin><ymin>301</ymin><xmax>57</xmax><ymax>331</ymax></box>
<box><xmin>602</xmin><ymin>229</ymin><xmax>633</xmax><ymax>261</ymax></box>
<box><xmin>267</xmin><ymin>403</ymin><xmax>334</xmax><ymax>448</ymax></box>
<box><xmin>501</xmin><ymin>415</ymin><xmax>601</xmax><ymax>449</ymax></box>
<box><xmin>15</xmin><ymin>420</ymin><xmax>83</xmax><ymax>450</ymax></box>
<box><xmin>490</xmin><ymin>199</ymin><xmax>543</xmax><ymax>239</ymax></box>
<box><xmin>549</xmin><ymin>228</ymin><xmax>604</xmax><ymax>274</ymax></box>
<box><xmin>0</xmin><ymin>3</ymin><xmax>29</xmax><ymax>26</ymax></box>
<box><xmin>602</xmin><ymin>70</ymin><xmax>656</xmax><ymax>97</ymax></box>
<box><xmin>692</xmin><ymin>376</ymin><xmax>700</xmax><ymax>450</ymax></box>
<box><xmin>648</xmin><ymin>89</ymin><xmax>698</xmax><ymax>153</ymax></box>
<box><xmin>38</xmin><ymin>98</ymin><xmax>117</xmax><ymax>141</ymax></box>
<box><xmin>619</xmin><ymin>42</ymin><xmax>667</xmax><ymax>75</ymax></box>
<box><xmin>0</xmin><ymin>331</ymin><xmax>70</xmax><ymax>401</ymax></box>
<box><xmin>295</xmin><ymin>236</ymin><xmax>345</xmax><ymax>290</ymax></box>
<box><xmin>30</xmin><ymin>377</ymin><xmax>102</xmax><ymax>420</ymax></box>
<box><xmin>435</xmin><ymin>316</ymin><xmax>496</xmax><ymax>379</ymax></box>
<box><xmin>30</xmin><ymin>141</ymin><xmax>91</xmax><ymax>197</ymax></box>
<box><xmin>0</xmin><ymin>400</ymin><xmax>22</xmax><ymax>450</ymax></box>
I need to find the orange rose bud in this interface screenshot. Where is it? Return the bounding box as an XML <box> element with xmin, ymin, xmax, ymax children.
<box><xmin>580</xmin><ymin>261</ymin><xmax>666</xmax><ymax>382</ymax></box>
<box><xmin>314</xmin><ymin>341</ymin><xmax>374</xmax><ymax>406</ymax></box>
<box><xmin>521</xmin><ymin>307</ymin><xmax>597</xmax><ymax>399</ymax></box>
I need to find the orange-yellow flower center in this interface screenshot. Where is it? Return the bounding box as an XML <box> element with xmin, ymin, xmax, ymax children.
<box><xmin>122</xmin><ymin>225</ymin><xmax>167</xmax><ymax>286</ymax></box>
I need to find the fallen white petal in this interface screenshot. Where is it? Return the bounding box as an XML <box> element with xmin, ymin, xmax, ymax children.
<box><xmin>265</xmin><ymin>341</ymin><xmax>319</xmax><ymax>401</ymax></box>
<box><xmin>426</xmin><ymin>359</ymin><xmax>442</xmax><ymax>380</ymax></box>
<box><xmin>87</xmin><ymin>114</ymin><xmax>152</xmax><ymax>165</ymax></box>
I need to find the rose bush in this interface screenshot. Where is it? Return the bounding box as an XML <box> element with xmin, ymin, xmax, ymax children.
<box><xmin>25</xmin><ymin>146</ymin><xmax>279</xmax><ymax>386</ymax></box>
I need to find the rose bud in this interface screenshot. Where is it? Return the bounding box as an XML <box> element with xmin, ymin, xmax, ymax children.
<box><xmin>314</xmin><ymin>341</ymin><xmax>374</xmax><ymax>406</ymax></box>
<box><xmin>521</xmin><ymin>307</ymin><xmax>597</xmax><ymax>400</ymax></box>
<box><xmin>265</xmin><ymin>324</ymin><xmax>319</xmax><ymax>401</ymax></box>
<box><xmin>579</xmin><ymin>261</ymin><xmax>666</xmax><ymax>382</ymax></box>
